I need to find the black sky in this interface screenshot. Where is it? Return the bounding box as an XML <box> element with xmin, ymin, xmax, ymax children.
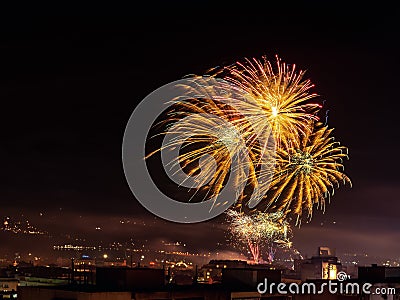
<box><xmin>0</xmin><ymin>2</ymin><xmax>399</xmax><ymax>259</ymax></box>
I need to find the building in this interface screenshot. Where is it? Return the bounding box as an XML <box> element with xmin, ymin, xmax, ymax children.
<box><xmin>18</xmin><ymin>265</ymin><xmax>285</xmax><ymax>300</ymax></box>
<box><xmin>357</xmin><ymin>264</ymin><xmax>400</xmax><ymax>300</ymax></box>
<box><xmin>358</xmin><ymin>264</ymin><xmax>400</xmax><ymax>282</ymax></box>
<box><xmin>198</xmin><ymin>260</ymin><xmax>250</xmax><ymax>282</ymax></box>
<box><xmin>294</xmin><ymin>247</ymin><xmax>342</xmax><ymax>280</ymax></box>
<box><xmin>18</xmin><ymin>286</ymin><xmax>131</xmax><ymax>300</ymax></box>
<box><xmin>96</xmin><ymin>267</ymin><xmax>165</xmax><ymax>290</ymax></box>
<box><xmin>0</xmin><ymin>277</ymin><xmax>18</xmax><ymax>299</ymax></box>
<box><xmin>23</xmin><ymin>263</ymin><xmax>400</xmax><ymax>300</ymax></box>
<box><xmin>222</xmin><ymin>267</ymin><xmax>282</xmax><ymax>289</ymax></box>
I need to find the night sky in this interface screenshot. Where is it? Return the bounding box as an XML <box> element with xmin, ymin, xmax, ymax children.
<box><xmin>0</xmin><ymin>2</ymin><xmax>399</xmax><ymax>261</ymax></box>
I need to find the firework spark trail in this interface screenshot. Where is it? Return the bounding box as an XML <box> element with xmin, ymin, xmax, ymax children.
<box><xmin>221</xmin><ymin>56</ymin><xmax>322</xmax><ymax>150</ymax></box>
<box><xmin>146</xmin><ymin>56</ymin><xmax>351</xmax><ymax>223</ymax></box>
<box><xmin>226</xmin><ymin>209</ymin><xmax>292</xmax><ymax>263</ymax></box>
<box><xmin>146</xmin><ymin>76</ymin><xmax>275</xmax><ymax>209</ymax></box>
<box><xmin>263</xmin><ymin>122</ymin><xmax>352</xmax><ymax>225</ymax></box>
<box><xmin>212</xmin><ymin>56</ymin><xmax>327</xmax><ymax>210</ymax></box>
<box><xmin>217</xmin><ymin>57</ymin><xmax>351</xmax><ymax>221</ymax></box>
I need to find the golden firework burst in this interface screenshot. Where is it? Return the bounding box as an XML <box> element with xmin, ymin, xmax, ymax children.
<box><xmin>264</xmin><ymin>122</ymin><xmax>352</xmax><ymax>224</ymax></box>
<box><xmin>221</xmin><ymin>55</ymin><xmax>321</xmax><ymax>149</ymax></box>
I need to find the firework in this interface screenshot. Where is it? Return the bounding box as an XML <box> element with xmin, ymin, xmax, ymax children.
<box><xmin>263</xmin><ymin>122</ymin><xmax>352</xmax><ymax>225</ymax></box>
<box><xmin>226</xmin><ymin>209</ymin><xmax>291</xmax><ymax>263</ymax></box>
<box><xmin>220</xmin><ymin>55</ymin><xmax>321</xmax><ymax>150</ymax></box>
<box><xmin>146</xmin><ymin>77</ymin><xmax>275</xmax><ymax>208</ymax></box>
<box><xmin>146</xmin><ymin>57</ymin><xmax>350</xmax><ymax>220</ymax></box>
<box><xmin>147</xmin><ymin>97</ymin><xmax>256</xmax><ymax>206</ymax></box>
